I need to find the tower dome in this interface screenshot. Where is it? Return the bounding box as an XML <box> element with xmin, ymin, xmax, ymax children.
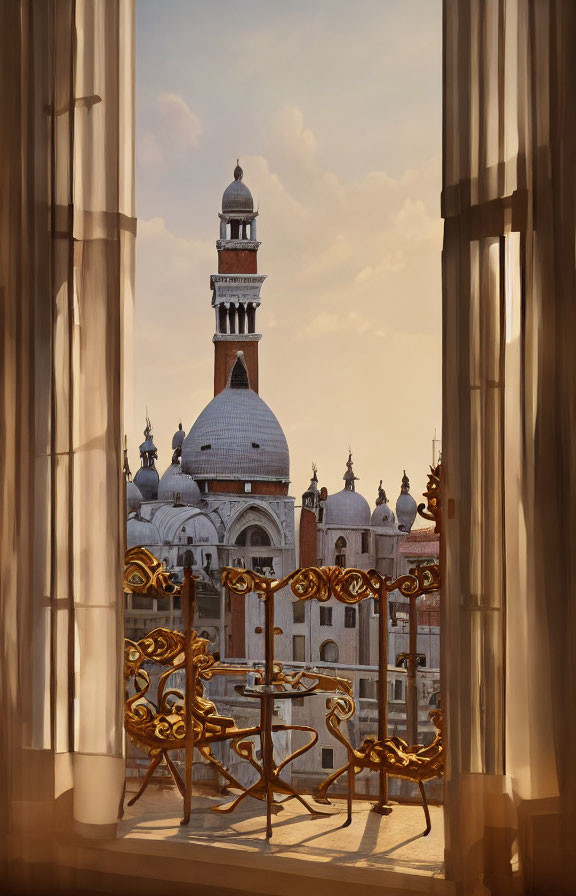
<box><xmin>181</xmin><ymin>387</ymin><xmax>289</xmax><ymax>481</ymax></box>
<box><xmin>134</xmin><ymin>416</ymin><xmax>159</xmax><ymax>501</ymax></box>
<box><xmin>133</xmin><ymin>466</ymin><xmax>160</xmax><ymax>502</ymax></box>
<box><xmin>222</xmin><ymin>161</ymin><xmax>254</xmax><ymax>214</ymax></box>
<box><xmin>396</xmin><ymin>470</ymin><xmax>418</xmax><ymax>532</ymax></box>
<box><xmin>325</xmin><ymin>489</ymin><xmax>371</xmax><ymax>527</ymax></box>
<box><xmin>371</xmin><ymin>481</ymin><xmax>396</xmax><ymax>528</ymax></box>
<box><xmin>324</xmin><ymin>454</ymin><xmax>370</xmax><ymax>527</ymax></box>
<box><xmin>158</xmin><ymin>463</ymin><xmax>202</xmax><ymax>505</ymax></box>
<box><xmin>126</xmin><ymin>481</ymin><xmax>143</xmax><ymax>514</ymax></box>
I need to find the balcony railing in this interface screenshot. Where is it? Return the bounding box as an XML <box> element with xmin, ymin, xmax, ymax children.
<box><xmin>122</xmin><ymin>466</ymin><xmax>443</xmax><ymax>840</ymax></box>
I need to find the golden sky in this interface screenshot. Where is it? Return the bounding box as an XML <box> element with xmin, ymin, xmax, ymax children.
<box><xmin>128</xmin><ymin>0</ymin><xmax>442</xmax><ymax>516</ymax></box>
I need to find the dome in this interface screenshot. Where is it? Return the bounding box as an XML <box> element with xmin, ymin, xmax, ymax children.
<box><xmin>396</xmin><ymin>471</ymin><xmax>417</xmax><ymax>532</ymax></box>
<box><xmin>371</xmin><ymin>503</ymin><xmax>396</xmax><ymax>529</ymax></box>
<box><xmin>158</xmin><ymin>463</ymin><xmax>202</xmax><ymax>505</ymax></box>
<box><xmin>126</xmin><ymin>516</ymin><xmax>161</xmax><ymax>549</ymax></box>
<box><xmin>126</xmin><ymin>481</ymin><xmax>143</xmax><ymax>514</ymax></box>
<box><xmin>134</xmin><ymin>466</ymin><xmax>159</xmax><ymax>501</ymax></box>
<box><xmin>324</xmin><ymin>489</ymin><xmax>371</xmax><ymax>527</ymax></box>
<box><xmin>181</xmin><ymin>387</ymin><xmax>289</xmax><ymax>481</ymax></box>
<box><xmin>222</xmin><ymin>162</ymin><xmax>254</xmax><ymax>214</ymax></box>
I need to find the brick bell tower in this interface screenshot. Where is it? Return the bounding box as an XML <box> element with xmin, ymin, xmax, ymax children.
<box><xmin>212</xmin><ymin>161</ymin><xmax>265</xmax><ymax>396</ymax></box>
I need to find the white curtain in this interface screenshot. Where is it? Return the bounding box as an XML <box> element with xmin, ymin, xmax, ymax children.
<box><xmin>443</xmin><ymin>1</ymin><xmax>576</xmax><ymax>893</ymax></box>
<box><xmin>0</xmin><ymin>0</ymin><xmax>134</xmax><ymax>886</ymax></box>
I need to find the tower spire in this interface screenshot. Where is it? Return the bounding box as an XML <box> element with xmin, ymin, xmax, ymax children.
<box><xmin>212</xmin><ymin>163</ymin><xmax>264</xmax><ymax>396</ymax></box>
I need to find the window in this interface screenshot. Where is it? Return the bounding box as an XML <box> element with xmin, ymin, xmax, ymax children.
<box><xmin>200</xmin><ymin>444</ymin><xmax>211</xmax><ymax>451</ymax></box>
<box><xmin>244</xmin><ymin>482</ymin><xmax>251</xmax><ymax>493</ymax></box>
<box><xmin>393</xmin><ymin>679</ymin><xmax>404</xmax><ymax>701</ymax></box>
<box><xmin>321</xmin><ymin>748</ymin><xmax>334</xmax><ymax>769</ymax></box>
<box><xmin>319</xmin><ymin>640</ymin><xmax>339</xmax><ymax>663</ymax></box>
<box><xmin>359</xmin><ymin>678</ymin><xmax>372</xmax><ymax>698</ymax></box>
<box><xmin>319</xmin><ymin>606</ymin><xmax>332</xmax><ymax>626</ymax></box>
<box><xmin>335</xmin><ymin>536</ymin><xmax>347</xmax><ymax>550</ymax></box>
<box><xmin>251</xmin><ymin>442</ymin><xmax>260</xmax><ymax>449</ymax></box>
<box><xmin>292</xmin><ymin>601</ymin><xmax>305</xmax><ymax>624</ymax></box>
<box><xmin>335</xmin><ymin>553</ymin><xmax>346</xmax><ymax>568</ymax></box>
<box><xmin>292</xmin><ymin>635</ymin><xmax>305</xmax><ymax>662</ymax></box>
<box><xmin>361</xmin><ymin>530</ymin><xmax>369</xmax><ymax>553</ymax></box>
<box><xmin>252</xmin><ymin>556</ymin><xmax>274</xmax><ymax>575</ymax></box>
<box><xmin>344</xmin><ymin>606</ymin><xmax>356</xmax><ymax>628</ymax></box>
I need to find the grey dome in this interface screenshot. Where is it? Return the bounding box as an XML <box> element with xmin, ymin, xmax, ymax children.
<box><xmin>158</xmin><ymin>463</ymin><xmax>202</xmax><ymax>505</ymax></box>
<box><xmin>126</xmin><ymin>481</ymin><xmax>143</xmax><ymax>514</ymax></box>
<box><xmin>222</xmin><ymin>179</ymin><xmax>254</xmax><ymax>214</ymax></box>
<box><xmin>134</xmin><ymin>466</ymin><xmax>159</xmax><ymax>501</ymax></box>
<box><xmin>371</xmin><ymin>503</ymin><xmax>396</xmax><ymax>529</ymax></box>
<box><xmin>126</xmin><ymin>516</ymin><xmax>161</xmax><ymax>549</ymax></box>
<box><xmin>396</xmin><ymin>492</ymin><xmax>417</xmax><ymax>531</ymax></box>
<box><xmin>325</xmin><ymin>489</ymin><xmax>371</xmax><ymax>527</ymax></box>
<box><xmin>181</xmin><ymin>388</ymin><xmax>289</xmax><ymax>481</ymax></box>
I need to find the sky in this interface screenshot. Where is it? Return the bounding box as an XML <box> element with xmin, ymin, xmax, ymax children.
<box><xmin>129</xmin><ymin>0</ymin><xmax>442</xmax><ymax>519</ymax></box>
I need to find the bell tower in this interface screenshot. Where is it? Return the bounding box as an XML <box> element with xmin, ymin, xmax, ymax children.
<box><xmin>212</xmin><ymin>162</ymin><xmax>265</xmax><ymax>395</ymax></box>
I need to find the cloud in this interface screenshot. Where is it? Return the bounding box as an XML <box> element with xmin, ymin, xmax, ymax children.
<box><xmin>156</xmin><ymin>93</ymin><xmax>203</xmax><ymax>147</ymax></box>
<box><xmin>137</xmin><ymin>131</ymin><xmax>164</xmax><ymax>169</ymax></box>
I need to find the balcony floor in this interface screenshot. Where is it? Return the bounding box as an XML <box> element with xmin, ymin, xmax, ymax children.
<box><xmin>107</xmin><ymin>783</ymin><xmax>450</xmax><ymax>896</ymax></box>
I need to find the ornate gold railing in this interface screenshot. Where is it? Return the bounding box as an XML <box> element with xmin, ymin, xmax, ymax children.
<box><xmin>122</xmin><ymin>464</ymin><xmax>442</xmax><ymax>837</ymax></box>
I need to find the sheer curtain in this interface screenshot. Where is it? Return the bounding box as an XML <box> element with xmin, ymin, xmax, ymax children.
<box><xmin>443</xmin><ymin>1</ymin><xmax>576</xmax><ymax>893</ymax></box>
<box><xmin>0</xmin><ymin>0</ymin><xmax>134</xmax><ymax>882</ymax></box>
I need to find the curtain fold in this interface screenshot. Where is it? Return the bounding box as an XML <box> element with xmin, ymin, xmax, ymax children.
<box><xmin>443</xmin><ymin>1</ymin><xmax>576</xmax><ymax>893</ymax></box>
<box><xmin>0</xmin><ymin>0</ymin><xmax>134</xmax><ymax>884</ymax></box>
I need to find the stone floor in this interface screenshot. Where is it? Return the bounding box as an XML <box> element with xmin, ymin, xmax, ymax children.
<box><xmin>118</xmin><ymin>783</ymin><xmax>446</xmax><ymax>883</ymax></box>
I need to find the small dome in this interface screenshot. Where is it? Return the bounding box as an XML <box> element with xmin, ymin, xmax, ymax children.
<box><xmin>158</xmin><ymin>463</ymin><xmax>202</xmax><ymax>505</ymax></box>
<box><xmin>181</xmin><ymin>387</ymin><xmax>289</xmax><ymax>481</ymax></box>
<box><xmin>325</xmin><ymin>489</ymin><xmax>371</xmax><ymax>527</ymax></box>
<box><xmin>126</xmin><ymin>516</ymin><xmax>161</xmax><ymax>549</ymax></box>
<box><xmin>371</xmin><ymin>503</ymin><xmax>396</xmax><ymax>528</ymax></box>
<box><xmin>396</xmin><ymin>471</ymin><xmax>417</xmax><ymax>532</ymax></box>
<box><xmin>222</xmin><ymin>162</ymin><xmax>254</xmax><ymax>214</ymax></box>
<box><xmin>126</xmin><ymin>481</ymin><xmax>143</xmax><ymax>514</ymax></box>
<box><xmin>134</xmin><ymin>466</ymin><xmax>159</xmax><ymax>501</ymax></box>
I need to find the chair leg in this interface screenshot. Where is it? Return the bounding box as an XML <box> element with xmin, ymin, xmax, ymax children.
<box><xmin>117</xmin><ymin>776</ymin><xmax>127</xmax><ymax>820</ymax></box>
<box><xmin>127</xmin><ymin>752</ymin><xmax>163</xmax><ymax>807</ymax></box>
<box><xmin>418</xmin><ymin>780</ymin><xmax>431</xmax><ymax>836</ymax></box>
<box><xmin>342</xmin><ymin>762</ymin><xmax>354</xmax><ymax>827</ymax></box>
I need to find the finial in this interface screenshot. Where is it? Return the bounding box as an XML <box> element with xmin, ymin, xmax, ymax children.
<box><xmin>401</xmin><ymin>470</ymin><xmax>410</xmax><ymax>494</ymax></box>
<box><xmin>343</xmin><ymin>451</ymin><xmax>358</xmax><ymax>492</ymax></box>
<box><xmin>376</xmin><ymin>480</ymin><xmax>387</xmax><ymax>505</ymax></box>
<box><xmin>123</xmin><ymin>436</ymin><xmax>132</xmax><ymax>482</ymax></box>
<box><xmin>234</xmin><ymin>159</ymin><xmax>243</xmax><ymax>181</ymax></box>
<box><xmin>312</xmin><ymin>462</ymin><xmax>318</xmax><ymax>481</ymax></box>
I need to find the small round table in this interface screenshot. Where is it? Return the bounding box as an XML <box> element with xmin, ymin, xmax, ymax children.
<box><xmin>219</xmin><ymin>682</ymin><xmax>335</xmax><ymax>838</ymax></box>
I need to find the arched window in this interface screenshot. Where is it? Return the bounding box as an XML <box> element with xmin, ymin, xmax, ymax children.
<box><xmin>319</xmin><ymin>640</ymin><xmax>339</xmax><ymax>663</ymax></box>
<box><xmin>235</xmin><ymin>525</ymin><xmax>271</xmax><ymax>547</ymax></box>
<box><xmin>334</xmin><ymin>535</ymin><xmax>347</xmax><ymax>567</ymax></box>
